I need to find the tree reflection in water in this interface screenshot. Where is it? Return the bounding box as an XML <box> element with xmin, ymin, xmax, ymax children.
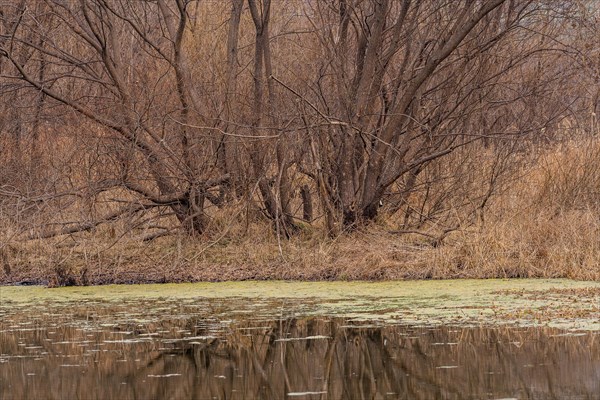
<box><xmin>1</xmin><ymin>315</ymin><xmax>599</xmax><ymax>400</ymax></box>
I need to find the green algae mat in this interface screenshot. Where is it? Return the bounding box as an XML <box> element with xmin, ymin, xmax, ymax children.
<box><xmin>1</xmin><ymin>279</ymin><xmax>598</xmax><ymax>330</ymax></box>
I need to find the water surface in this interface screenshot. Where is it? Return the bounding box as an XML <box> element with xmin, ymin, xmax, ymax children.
<box><xmin>1</xmin><ymin>279</ymin><xmax>599</xmax><ymax>399</ymax></box>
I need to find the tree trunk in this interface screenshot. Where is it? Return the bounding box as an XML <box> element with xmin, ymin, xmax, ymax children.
<box><xmin>173</xmin><ymin>190</ymin><xmax>206</xmax><ymax>235</ymax></box>
<box><xmin>300</xmin><ymin>185</ymin><xmax>313</xmax><ymax>222</ymax></box>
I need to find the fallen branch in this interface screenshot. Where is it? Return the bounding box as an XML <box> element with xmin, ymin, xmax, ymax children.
<box><xmin>27</xmin><ymin>203</ymin><xmax>153</xmax><ymax>240</ymax></box>
<box><xmin>389</xmin><ymin>225</ymin><xmax>460</xmax><ymax>247</ymax></box>
<box><xmin>139</xmin><ymin>229</ymin><xmax>173</xmax><ymax>242</ymax></box>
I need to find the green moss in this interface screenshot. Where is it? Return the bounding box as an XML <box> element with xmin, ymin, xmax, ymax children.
<box><xmin>1</xmin><ymin>279</ymin><xmax>598</xmax><ymax>330</ymax></box>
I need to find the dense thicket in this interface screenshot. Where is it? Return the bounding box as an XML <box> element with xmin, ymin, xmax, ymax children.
<box><xmin>0</xmin><ymin>0</ymin><xmax>598</xmax><ymax>241</ymax></box>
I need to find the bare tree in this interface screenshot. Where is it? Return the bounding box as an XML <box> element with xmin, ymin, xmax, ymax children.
<box><xmin>287</xmin><ymin>0</ymin><xmax>580</xmax><ymax>232</ymax></box>
<box><xmin>1</xmin><ymin>0</ymin><xmax>232</xmax><ymax>236</ymax></box>
<box><xmin>0</xmin><ymin>0</ymin><xmax>595</xmax><ymax>241</ymax></box>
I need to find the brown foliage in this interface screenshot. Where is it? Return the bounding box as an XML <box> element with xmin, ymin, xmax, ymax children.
<box><xmin>1</xmin><ymin>1</ymin><xmax>599</xmax><ymax>282</ymax></box>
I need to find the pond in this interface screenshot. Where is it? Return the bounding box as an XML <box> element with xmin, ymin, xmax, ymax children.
<box><xmin>1</xmin><ymin>279</ymin><xmax>599</xmax><ymax>399</ymax></box>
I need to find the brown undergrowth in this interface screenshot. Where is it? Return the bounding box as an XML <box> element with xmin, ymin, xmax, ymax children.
<box><xmin>1</xmin><ymin>215</ymin><xmax>599</xmax><ymax>286</ymax></box>
<box><xmin>2</xmin><ymin>138</ymin><xmax>600</xmax><ymax>286</ymax></box>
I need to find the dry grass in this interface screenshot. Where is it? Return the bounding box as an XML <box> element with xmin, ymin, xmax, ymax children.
<box><xmin>2</xmin><ymin>138</ymin><xmax>600</xmax><ymax>286</ymax></box>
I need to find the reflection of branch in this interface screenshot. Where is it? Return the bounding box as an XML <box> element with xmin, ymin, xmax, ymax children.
<box><xmin>250</xmin><ymin>334</ymin><xmax>277</xmax><ymax>399</ymax></box>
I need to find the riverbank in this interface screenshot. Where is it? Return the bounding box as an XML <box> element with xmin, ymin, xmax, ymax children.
<box><xmin>2</xmin><ymin>217</ymin><xmax>600</xmax><ymax>286</ymax></box>
<box><xmin>3</xmin><ymin>138</ymin><xmax>600</xmax><ymax>287</ymax></box>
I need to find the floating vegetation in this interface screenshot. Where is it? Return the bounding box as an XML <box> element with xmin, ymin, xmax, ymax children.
<box><xmin>1</xmin><ymin>279</ymin><xmax>599</xmax><ymax>329</ymax></box>
<box><xmin>0</xmin><ymin>279</ymin><xmax>599</xmax><ymax>399</ymax></box>
<box><xmin>274</xmin><ymin>335</ymin><xmax>331</xmax><ymax>342</ymax></box>
<box><xmin>287</xmin><ymin>391</ymin><xmax>328</xmax><ymax>397</ymax></box>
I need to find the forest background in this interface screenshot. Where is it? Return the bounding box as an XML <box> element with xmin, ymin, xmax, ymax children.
<box><xmin>1</xmin><ymin>0</ymin><xmax>600</xmax><ymax>286</ymax></box>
